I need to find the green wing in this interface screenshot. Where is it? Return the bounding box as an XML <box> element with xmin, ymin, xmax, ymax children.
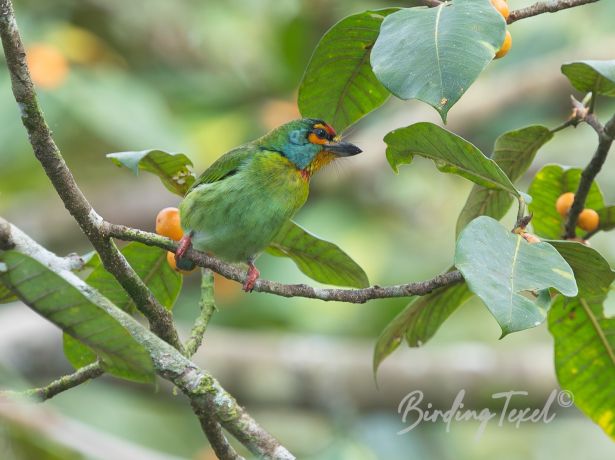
<box><xmin>187</xmin><ymin>143</ymin><xmax>257</xmax><ymax>192</ymax></box>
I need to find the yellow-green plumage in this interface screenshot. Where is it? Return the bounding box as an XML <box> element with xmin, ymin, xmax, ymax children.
<box><xmin>178</xmin><ymin>118</ymin><xmax>361</xmax><ymax>281</ymax></box>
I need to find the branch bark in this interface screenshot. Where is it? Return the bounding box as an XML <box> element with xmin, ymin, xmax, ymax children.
<box><xmin>508</xmin><ymin>0</ymin><xmax>600</xmax><ymax>24</ymax></box>
<box><xmin>563</xmin><ymin>109</ymin><xmax>615</xmax><ymax>238</ymax></box>
<box><xmin>106</xmin><ymin>223</ymin><xmax>464</xmax><ymax>302</ymax></box>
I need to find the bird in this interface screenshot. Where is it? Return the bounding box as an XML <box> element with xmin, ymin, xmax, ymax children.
<box><xmin>176</xmin><ymin>118</ymin><xmax>362</xmax><ymax>292</ymax></box>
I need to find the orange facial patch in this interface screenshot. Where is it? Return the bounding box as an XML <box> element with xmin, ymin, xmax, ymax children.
<box><xmin>308</xmin><ymin>132</ymin><xmax>327</xmax><ymax>145</ymax></box>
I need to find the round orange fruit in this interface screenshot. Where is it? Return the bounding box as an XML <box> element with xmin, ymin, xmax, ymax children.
<box><xmin>578</xmin><ymin>209</ymin><xmax>599</xmax><ymax>232</ymax></box>
<box><xmin>556</xmin><ymin>192</ymin><xmax>575</xmax><ymax>217</ymax></box>
<box><xmin>155</xmin><ymin>207</ymin><xmax>183</xmax><ymax>241</ymax></box>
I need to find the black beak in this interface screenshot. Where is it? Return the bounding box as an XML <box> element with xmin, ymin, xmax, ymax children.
<box><xmin>325</xmin><ymin>140</ymin><xmax>362</xmax><ymax>157</ymax></box>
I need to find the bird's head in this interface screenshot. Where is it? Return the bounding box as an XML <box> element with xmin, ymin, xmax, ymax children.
<box><xmin>261</xmin><ymin>118</ymin><xmax>362</xmax><ymax>175</ymax></box>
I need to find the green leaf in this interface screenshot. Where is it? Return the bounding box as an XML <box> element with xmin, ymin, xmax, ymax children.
<box><xmin>0</xmin><ymin>280</ymin><xmax>17</xmax><ymax>303</ymax></box>
<box><xmin>561</xmin><ymin>60</ymin><xmax>615</xmax><ymax>97</ymax></box>
<box><xmin>373</xmin><ymin>280</ymin><xmax>472</xmax><ymax>374</ymax></box>
<box><xmin>266</xmin><ymin>220</ymin><xmax>369</xmax><ymax>288</ymax></box>
<box><xmin>0</xmin><ymin>251</ymin><xmax>154</xmax><ymax>383</ymax></box>
<box><xmin>598</xmin><ymin>206</ymin><xmax>615</xmax><ymax>232</ymax></box>
<box><xmin>63</xmin><ymin>242</ymin><xmax>181</xmax><ymax>372</ymax></box>
<box><xmin>107</xmin><ymin>149</ymin><xmax>195</xmax><ymax>196</ymax></box>
<box><xmin>528</xmin><ymin>164</ymin><xmax>604</xmax><ymax>239</ymax></box>
<box><xmin>63</xmin><ymin>333</ymin><xmax>98</xmax><ymax>369</ymax></box>
<box><xmin>455</xmin><ymin>216</ymin><xmax>578</xmax><ymax>336</ymax></box>
<box><xmin>370</xmin><ymin>0</ymin><xmax>505</xmax><ymax>121</ymax></box>
<box><xmin>86</xmin><ymin>242</ymin><xmax>181</xmax><ymax>313</ymax></box>
<box><xmin>456</xmin><ymin>125</ymin><xmax>553</xmax><ymax>236</ymax></box>
<box><xmin>298</xmin><ymin>9</ymin><xmax>397</xmax><ymax>132</ymax></box>
<box><xmin>385</xmin><ymin>122</ymin><xmax>518</xmax><ymax>195</ymax></box>
<box><xmin>548</xmin><ymin>243</ymin><xmax>615</xmax><ymax>440</ymax></box>
<box><xmin>549</xmin><ymin>241</ymin><xmax>615</xmax><ymax>300</ymax></box>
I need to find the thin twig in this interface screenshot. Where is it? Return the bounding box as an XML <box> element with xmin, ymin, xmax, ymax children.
<box><xmin>0</xmin><ymin>0</ymin><xmax>183</xmax><ymax>353</ymax></box>
<box><xmin>508</xmin><ymin>0</ymin><xmax>600</xmax><ymax>24</ymax></box>
<box><xmin>185</xmin><ymin>269</ymin><xmax>217</xmax><ymax>357</ymax></box>
<box><xmin>191</xmin><ymin>399</ymin><xmax>245</xmax><ymax>460</ymax></box>
<box><xmin>564</xmin><ymin>111</ymin><xmax>615</xmax><ymax>238</ymax></box>
<box><xmin>1</xmin><ymin>362</ymin><xmax>104</xmax><ymax>401</ymax></box>
<box><xmin>106</xmin><ymin>223</ymin><xmax>464</xmax><ymax>303</ymax></box>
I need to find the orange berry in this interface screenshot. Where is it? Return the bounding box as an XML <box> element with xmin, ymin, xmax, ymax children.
<box><xmin>490</xmin><ymin>0</ymin><xmax>510</xmax><ymax>20</ymax></box>
<box><xmin>577</xmin><ymin>209</ymin><xmax>599</xmax><ymax>232</ymax></box>
<box><xmin>166</xmin><ymin>251</ymin><xmax>195</xmax><ymax>274</ymax></box>
<box><xmin>26</xmin><ymin>43</ymin><xmax>69</xmax><ymax>89</ymax></box>
<box><xmin>556</xmin><ymin>192</ymin><xmax>575</xmax><ymax>217</ymax></box>
<box><xmin>155</xmin><ymin>207</ymin><xmax>183</xmax><ymax>241</ymax></box>
<box><xmin>495</xmin><ymin>30</ymin><xmax>512</xmax><ymax>59</ymax></box>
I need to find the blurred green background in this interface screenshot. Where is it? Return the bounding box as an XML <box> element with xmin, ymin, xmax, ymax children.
<box><xmin>1</xmin><ymin>0</ymin><xmax>615</xmax><ymax>458</ymax></box>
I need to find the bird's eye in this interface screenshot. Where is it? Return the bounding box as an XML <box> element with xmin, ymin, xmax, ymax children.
<box><xmin>314</xmin><ymin>128</ymin><xmax>328</xmax><ymax>139</ymax></box>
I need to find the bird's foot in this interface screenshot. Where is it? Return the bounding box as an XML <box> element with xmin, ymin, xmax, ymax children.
<box><xmin>242</xmin><ymin>261</ymin><xmax>260</xmax><ymax>292</ymax></box>
<box><xmin>175</xmin><ymin>233</ymin><xmax>195</xmax><ymax>271</ymax></box>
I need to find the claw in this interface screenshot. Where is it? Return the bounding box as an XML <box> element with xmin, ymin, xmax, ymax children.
<box><xmin>175</xmin><ymin>232</ymin><xmax>195</xmax><ymax>270</ymax></box>
<box><xmin>242</xmin><ymin>260</ymin><xmax>260</xmax><ymax>292</ymax></box>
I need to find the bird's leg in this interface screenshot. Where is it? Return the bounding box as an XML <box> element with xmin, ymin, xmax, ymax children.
<box><xmin>243</xmin><ymin>258</ymin><xmax>260</xmax><ymax>292</ymax></box>
<box><xmin>175</xmin><ymin>231</ymin><xmax>196</xmax><ymax>270</ymax></box>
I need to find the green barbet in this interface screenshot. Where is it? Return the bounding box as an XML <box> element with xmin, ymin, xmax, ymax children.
<box><xmin>177</xmin><ymin>118</ymin><xmax>362</xmax><ymax>291</ymax></box>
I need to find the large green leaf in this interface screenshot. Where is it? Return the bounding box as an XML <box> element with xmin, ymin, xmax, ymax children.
<box><xmin>385</xmin><ymin>122</ymin><xmax>518</xmax><ymax>195</ymax></box>
<box><xmin>0</xmin><ymin>251</ymin><xmax>154</xmax><ymax>383</ymax></box>
<box><xmin>528</xmin><ymin>164</ymin><xmax>604</xmax><ymax>239</ymax></box>
<box><xmin>561</xmin><ymin>60</ymin><xmax>615</xmax><ymax>97</ymax></box>
<box><xmin>107</xmin><ymin>149</ymin><xmax>195</xmax><ymax>196</ymax></box>
<box><xmin>598</xmin><ymin>206</ymin><xmax>615</xmax><ymax>232</ymax></box>
<box><xmin>373</xmin><ymin>280</ymin><xmax>471</xmax><ymax>374</ymax></box>
<box><xmin>0</xmin><ymin>279</ymin><xmax>17</xmax><ymax>303</ymax></box>
<box><xmin>370</xmin><ymin>0</ymin><xmax>505</xmax><ymax>121</ymax></box>
<box><xmin>266</xmin><ymin>220</ymin><xmax>369</xmax><ymax>288</ymax></box>
<box><xmin>63</xmin><ymin>242</ymin><xmax>181</xmax><ymax>372</ymax></box>
<box><xmin>298</xmin><ymin>9</ymin><xmax>396</xmax><ymax>132</ymax></box>
<box><xmin>456</xmin><ymin>125</ymin><xmax>553</xmax><ymax>236</ymax></box>
<box><xmin>455</xmin><ymin>216</ymin><xmax>577</xmax><ymax>336</ymax></box>
<box><xmin>548</xmin><ymin>242</ymin><xmax>615</xmax><ymax>440</ymax></box>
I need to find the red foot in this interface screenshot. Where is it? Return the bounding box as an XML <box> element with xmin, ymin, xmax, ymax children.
<box><xmin>242</xmin><ymin>261</ymin><xmax>260</xmax><ymax>292</ymax></box>
<box><xmin>175</xmin><ymin>233</ymin><xmax>193</xmax><ymax>261</ymax></box>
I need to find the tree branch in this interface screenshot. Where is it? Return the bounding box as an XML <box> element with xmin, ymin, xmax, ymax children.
<box><xmin>106</xmin><ymin>223</ymin><xmax>464</xmax><ymax>302</ymax></box>
<box><xmin>1</xmin><ymin>362</ymin><xmax>104</xmax><ymax>401</ymax></box>
<box><xmin>0</xmin><ymin>0</ymin><xmax>183</xmax><ymax>353</ymax></box>
<box><xmin>185</xmin><ymin>269</ymin><xmax>217</xmax><ymax>357</ymax></box>
<box><xmin>0</xmin><ymin>2</ymin><xmax>289</xmax><ymax>457</ymax></box>
<box><xmin>0</xmin><ymin>219</ymin><xmax>294</xmax><ymax>460</ymax></box>
<box><xmin>563</xmin><ymin>109</ymin><xmax>615</xmax><ymax>238</ymax></box>
<box><xmin>508</xmin><ymin>0</ymin><xmax>600</xmax><ymax>24</ymax></box>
